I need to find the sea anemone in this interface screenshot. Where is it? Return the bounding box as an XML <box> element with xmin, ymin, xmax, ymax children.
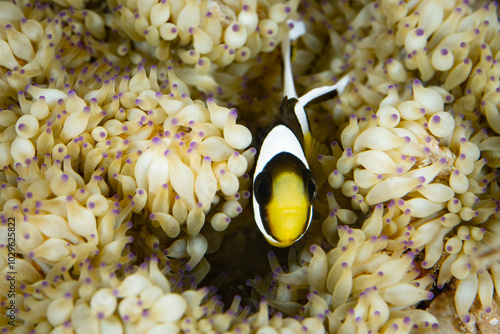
<box><xmin>1</xmin><ymin>0</ymin><xmax>499</xmax><ymax>333</ymax></box>
<box><xmin>5</xmin><ymin>255</ymin><xmax>331</xmax><ymax>333</ymax></box>
<box><xmin>295</xmin><ymin>0</ymin><xmax>500</xmax><ymax>328</ymax></box>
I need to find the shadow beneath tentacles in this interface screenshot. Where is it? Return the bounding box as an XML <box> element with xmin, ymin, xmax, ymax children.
<box><xmin>203</xmin><ymin>221</ymin><xmax>291</xmax><ymax>312</ymax></box>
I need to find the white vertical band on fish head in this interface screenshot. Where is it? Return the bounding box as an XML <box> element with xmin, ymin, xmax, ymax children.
<box><xmin>254</xmin><ymin>124</ymin><xmax>309</xmax><ymax>177</ymax></box>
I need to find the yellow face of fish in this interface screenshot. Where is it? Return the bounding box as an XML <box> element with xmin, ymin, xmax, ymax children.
<box><xmin>267</xmin><ymin>172</ymin><xmax>311</xmax><ymax>247</ymax></box>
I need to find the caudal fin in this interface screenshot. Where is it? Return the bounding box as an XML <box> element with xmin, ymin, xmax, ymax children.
<box><xmin>282</xmin><ymin>19</ymin><xmax>306</xmax><ymax>99</ymax></box>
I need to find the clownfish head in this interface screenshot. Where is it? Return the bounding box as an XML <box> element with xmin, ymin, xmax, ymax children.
<box><xmin>252</xmin><ymin>131</ymin><xmax>316</xmax><ymax>247</ymax></box>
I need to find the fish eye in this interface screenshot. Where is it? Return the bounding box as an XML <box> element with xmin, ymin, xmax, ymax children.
<box><xmin>304</xmin><ymin>170</ymin><xmax>316</xmax><ymax>202</ymax></box>
<box><xmin>254</xmin><ymin>171</ymin><xmax>272</xmax><ymax>205</ymax></box>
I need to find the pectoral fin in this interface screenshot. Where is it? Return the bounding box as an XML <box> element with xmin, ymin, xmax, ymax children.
<box><xmin>304</xmin><ymin>131</ymin><xmax>330</xmax><ymax>188</ymax></box>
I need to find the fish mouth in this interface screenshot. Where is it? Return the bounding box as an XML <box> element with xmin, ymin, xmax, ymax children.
<box><xmin>274</xmin><ymin>209</ymin><xmax>305</xmax><ymax>225</ymax></box>
<box><xmin>271</xmin><ymin>207</ymin><xmax>308</xmax><ymax>225</ymax></box>
<box><xmin>279</xmin><ymin>209</ymin><xmax>302</xmax><ymax>216</ymax></box>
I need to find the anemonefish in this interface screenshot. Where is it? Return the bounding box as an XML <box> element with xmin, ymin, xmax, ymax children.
<box><xmin>252</xmin><ymin>22</ymin><xmax>349</xmax><ymax>247</ymax></box>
